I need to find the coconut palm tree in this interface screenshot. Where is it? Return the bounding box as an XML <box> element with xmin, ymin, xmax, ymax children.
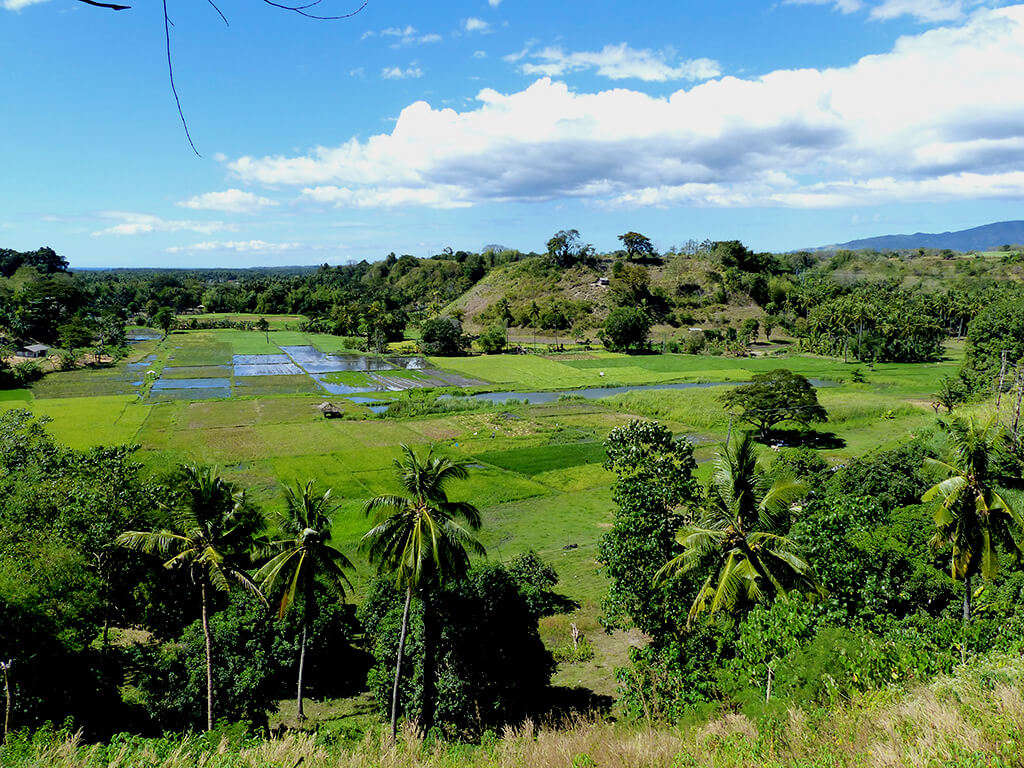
<box><xmin>256</xmin><ymin>481</ymin><xmax>354</xmax><ymax>721</ymax></box>
<box><xmin>922</xmin><ymin>416</ymin><xmax>1023</xmax><ymax>625</ymax></box>
<box><xmin>658</xmin><ymin>432</ymin><xmax>821</xmax><ymax>629</ymax></box>
<box><xmin>115</xmin><ymin>464</ymin><xmax>264</xmax><ymax>731</ymax></box>
<box><xmin>360</xmin><ymin>445</ymin><xmax>485</xmax><ymax>740</ymax></box>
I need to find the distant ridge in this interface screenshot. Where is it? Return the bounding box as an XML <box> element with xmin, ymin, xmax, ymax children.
<box><xmin>822</xmin><ymin>220</ymin><xmax>1024</xmax><ymax>252</ymax></box>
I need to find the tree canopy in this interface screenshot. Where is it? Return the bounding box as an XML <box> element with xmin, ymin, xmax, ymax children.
<box><xmin>719</xmin><ymin>369</ymin><xmax>828</xmax><ymax>438</ymax></box>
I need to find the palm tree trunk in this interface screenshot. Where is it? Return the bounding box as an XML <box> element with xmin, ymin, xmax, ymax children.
<box><xmin>963</xmin><ymin>573</ymin><xmax>971</xmax><ymax>622</ymax></box>
<box><xmin>296</xmin><ymin>621</ymin><xmax>308</xmax><ymax>721</ymax></box>
<box><xmin>390</xmin><ymin>586</ymin><xmax>412</xmax><ymax>741</ymax></box>
<box><xmin>961</xmin><ymin>573</ymin><xmax>971</xmax><ymax>664</ymax></box>
<box><xmin>201</xmin><ymin>580</ymin><xmax>213</xmax><ymax>732</ymax></box>
<box><xmin>2</xmin><ymin>663</ymin><xmax>11</xmax><ymax>746</ymax></box>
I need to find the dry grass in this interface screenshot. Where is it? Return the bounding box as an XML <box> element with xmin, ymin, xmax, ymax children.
<box><xmin>8</xmin><ymin>654</ymin><xmax>1024</xmax><ymax>768</ymax></box>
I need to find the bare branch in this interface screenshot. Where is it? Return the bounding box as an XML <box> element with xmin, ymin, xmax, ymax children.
<box><xmin>261</xmin><ymin>0</ymin><xmax>368</xmax><ymax>21</ymax></box>
<box><xmin>206</xmin><ymin>0</ymin><xmax>229</xmax><ymax>26</ymax></box>
<box><xmin>163</xmin><ymin>0</ymin><xmax>201</xmax><ymax>156</ymax></box>
<box><xmin>74</xmin><ymin>0</ymin><xmax>132</xmax><ymax>9</ymax></box>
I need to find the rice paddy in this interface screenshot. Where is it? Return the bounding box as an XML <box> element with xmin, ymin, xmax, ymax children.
<box><xmin>0</xmin><ymin>326</ymin><xmax>960</xmax><ymax>691</ymax></box>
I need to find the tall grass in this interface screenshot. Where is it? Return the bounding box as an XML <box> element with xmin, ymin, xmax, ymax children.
<box><xmin>5</xmin><ymin>654</ymin><xmax>1023</xmax><ymax>768</ymax></box>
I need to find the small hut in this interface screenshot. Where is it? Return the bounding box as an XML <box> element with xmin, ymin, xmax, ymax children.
<box><xmin>317</xmin><ymin>401</ymin><xmax>343</xmax><ymax>419</ymax></box>
<box><xmin>20</xmin><ymin>343</ymin><xmax>50</xmax><ymax>358</ymax></box>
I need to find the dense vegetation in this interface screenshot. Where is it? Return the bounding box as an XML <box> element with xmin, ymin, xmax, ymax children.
<box><xmin>3</xmin><ymin>236</ymin><xmax>1024</xmax><ymax>765</ymax></box>
<box><xmin>3</xmin><ymin>237</ymin><xmax>1023</xmax><ymax>371</ymax></box>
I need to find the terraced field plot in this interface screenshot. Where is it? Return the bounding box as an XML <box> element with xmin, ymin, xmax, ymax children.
<box><xmin>144</xmin><ymin>334</ymin><xmax>482</xmax><ymax>402</ymax></box>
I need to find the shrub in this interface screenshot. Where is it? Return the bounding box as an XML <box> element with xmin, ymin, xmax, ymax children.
<box><xmin>600</xmin><ymin>307</ymin><xmax>651</xmax><ymax>353</ymax></box>
<box><xmin>419</xmin><ymin>316</ymin><xmax>468</xmax><ymax>356</ymax></box>
<box><xmin>477</xmin><ymin>325</ymin><xmax>507</xmax><ymax>354</ymax></box>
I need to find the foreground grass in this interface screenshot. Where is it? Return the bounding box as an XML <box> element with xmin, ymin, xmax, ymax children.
<box><xmin>6</xmin><ymin>654</ymin><xmax>1024</xmax><ymax>767</ymax></box>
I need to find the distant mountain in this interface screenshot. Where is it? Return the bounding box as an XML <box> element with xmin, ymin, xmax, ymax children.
<box><xmin>822</xmin><ymin>220</ymin><xmax>1024</xmax><ymax>252</ymax></box>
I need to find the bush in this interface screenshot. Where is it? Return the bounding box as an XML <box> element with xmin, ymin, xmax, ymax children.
<box><xmin>600</xmin><ymin>307</ymin><xmax>651</xmax><ymax>353</ymax></box>
<box><xmin>420</xmin><ymin>316</ymin><xmax>468</xmax><ymax>356</ymax></box>
<box><xmin>477</xmin><ymin>325</ymin><xmax>507</xmax><ymax>354</ymax></box>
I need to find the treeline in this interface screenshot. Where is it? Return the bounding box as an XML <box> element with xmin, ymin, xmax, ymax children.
<box><xmin>2</xmin><ymin>238</ymin><xmax>1021</xmax><ymax>365</ymax></box>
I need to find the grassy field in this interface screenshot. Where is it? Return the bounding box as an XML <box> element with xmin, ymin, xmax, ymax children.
<box><xmin>0</xmin><ymin>327</ymin><xmax>963</xmax><ymax>701</ymax></box>
<box><xmin>8</xmin><ymin>652</ymin><xmax>1024</xmax><ymax>768</ymax></box>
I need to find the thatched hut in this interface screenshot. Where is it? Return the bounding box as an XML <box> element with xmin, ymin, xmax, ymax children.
<box><xmin>317</xmin><ymin>401</ymin><xmax>343</xmax><ymax>419</ymax></box>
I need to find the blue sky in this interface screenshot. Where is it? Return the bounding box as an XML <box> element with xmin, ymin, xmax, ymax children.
<box><xmin>2</xmin><ymin>0</ymin><xmax>1024</xmax><ymax>267</ymax></box>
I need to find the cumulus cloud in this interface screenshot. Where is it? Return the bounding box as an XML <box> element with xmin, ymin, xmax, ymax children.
<box><xmin>165</xmin><ymin>240</ymin><xmax>302</xmax><ymax>253</ymax></box>
<box><xmin>381</xmin><ymin>65</ymin><xmax>424</xmax><ymax>79</ymax></box>
<box><xmin>92</xmin><ymin>212</ymin><xmax>234</xmax><ymax>237</ymax></box>
<box><xmin>506</xmin><ymin>43</ymin><xmax>721</xmax><ymax>82</ymax></box>
<box><xmin>177</xmin><ymin>189</ymin><xmax>278</xmax><ymax>214</ymax></box>
<box><xmin>227</xmin><ymin>6</ymin><xmax>1024</xmax><ymax>211</ymax></box>
<box><xmin>463</xmin><ymin>17</ymin><xmax>491</xmax><ymax>32</ymax></box>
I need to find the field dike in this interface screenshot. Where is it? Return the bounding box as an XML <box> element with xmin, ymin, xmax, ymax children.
<box><xmin>6</xmin><ymin>653</ymin><xmax>1024</xmax><ymax>768</ymax></box>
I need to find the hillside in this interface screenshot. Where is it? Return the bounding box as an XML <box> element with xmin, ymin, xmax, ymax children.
<box><xmin>448</xmin><ymin>253</ymin><xmax>761</xmax><ymax>336</ymax></box>
<box><xmin>824</xmin><ymin>220</ymin><xmax>1024</xmax><ymax>251</ymax></box>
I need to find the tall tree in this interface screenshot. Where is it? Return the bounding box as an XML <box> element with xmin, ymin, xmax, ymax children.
<box><xmin>115</xmin><ymin>464</ymin><xmax>264</xmax><ymax>731</ymax></box>
<box><xmin>922</xmin><ymin>417</ymin><xmax>1024</xmax><ymax>629</ymax></box>
<box><xmin>256</xmin><ymin>481</ymin><xmax>353</xmax><ymax>721</ymax></box>
<box><xmin>152</xmin><ymin>306</ymin><xmax>176</xmax><ymax>339</ymax></box>
<box><xmin>617</xmin><ymin>231</ymin><xmax>657</xmax><ymax>261</ymax></box>
<box><xmin>546</xmin><ymin>229</ymin><xmax>595</xmax><ymax>269</ymax></box>
<box><xmin>360</xmin><ymin>445</ymin><xmax>485</xmax><ymax>740</ymax></box>
<box><xmin>720</xmin><ymin>369</ymin><xmax>828</xmax><ymax>439</ymax></box>
<box><xmin>658</xmin><ymin>433</ymin><xmax>820</xmax><ymax>629</ymax></box>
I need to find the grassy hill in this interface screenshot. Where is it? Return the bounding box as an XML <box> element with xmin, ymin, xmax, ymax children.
<box><xmin>448</xmin><ymin>253</ymin><xmax>762</xmax><ymax>337</ymax></box>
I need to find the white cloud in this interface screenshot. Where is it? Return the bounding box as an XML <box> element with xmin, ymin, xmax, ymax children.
<box><xmin>378</xmin><ymin>25</ymin><xmax>442</xmax><ymax>45</ymax></box>
<box><xmin>92</xmin><ymin>212</ymin><xmax>234</xmax><ymax>237</ymax></box>
<box><xmin>302</xmin><ymin>185</ymin><xmax>472</xmax><ymax>209</ymax></box>
<box><xmin>463</xmin><ymin>17</ymin><xmax>491</xmax><ymax>32</ymax></box>
<box><xmin>488</xmin><ymin>0</ymin><xmax>502</xmax><ymax>6</ymax></box>
<box><xmin>507</xmin><ymin>43</ymin><xmax>722</xmax><ymax>82</ymax></box>
<box><xmin>177</xmin><ymin>189</ymin><xmax>278</xmax><ymax>214</ymax></box>
<box><xmin>869</xmin><ymin>0</ymin><xmax>966</xmax><ymax>21</ymax></box>
<box><xmin>473</xmin><ymin>50</ymin><xmax>487</xmax><ymax>59</ymax></box>
<box><xmin>165</xmin><ymin>240</ymin><xmax>302</xmax><ymax>253</ymax></box>
<box><xmin>227</xmin><ymin>6</ymin><xmax>1024</xmax><ymax>211</ymax></box>
<box><xmin>381</xmin><ymin>65</ymin><xmax>424</xmax><ymax>79</ymax></box>
<box><xmin>785</xmin><ymin>0</ymin><xmax>997</xmax><ymax>22</ymax></box>
<box><xmin>2</xmin><ymin>0</ymin><xmax>49</xmax><ymax>10</ymax></box>
<box><xmin>783</xmin><ymin>0</ymin><xmax>865</xmax><ymax>14</ymax></box>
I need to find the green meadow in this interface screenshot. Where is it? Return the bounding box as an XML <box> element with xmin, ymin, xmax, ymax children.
<box><xmin>0</xmin><ymin>327</ymin><xmax>959</xmax><ymax>693</ymax></box>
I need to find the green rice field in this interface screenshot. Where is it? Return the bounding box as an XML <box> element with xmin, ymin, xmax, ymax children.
<box><xmin>0</xmin><ymin>327</ymin><xmax>961</xmax><ymax>694</ymax></box>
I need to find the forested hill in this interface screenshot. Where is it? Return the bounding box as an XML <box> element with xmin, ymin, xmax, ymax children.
<box><xmin>823</xmin><ymin>220</ymin><xmax>1024</xmax><ymax>252</ymax></box>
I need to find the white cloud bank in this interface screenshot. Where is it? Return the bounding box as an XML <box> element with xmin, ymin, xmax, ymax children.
<box><xmin>177</xmin><ymin>189</ymin><xmax>278</xmax><ymax>214</ymax></box>
<box><xmin>228</xmin><ymin>6</ymin><xmax>1024</xmax><ymax>211</ymax></box>
<box><xmin>165</xmin><ymin>240</ymin><xmax>302</xmax><ymax>254</ymax></box>
<box><xmin>505</xmin><ymin>43</ymin><xmax>722</xmax><ymax>82</ymax></box>
<box><xmin>92</xmin><ymin>212</ymin><xmax>234</xmax><ymax>237</ymax></box>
